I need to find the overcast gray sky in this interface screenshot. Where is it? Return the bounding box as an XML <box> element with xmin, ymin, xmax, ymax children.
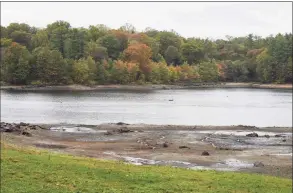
<box><xmin>1</xmin><ymin>2</ymin><xmax>292</xmax><ymax>39</ymax></box>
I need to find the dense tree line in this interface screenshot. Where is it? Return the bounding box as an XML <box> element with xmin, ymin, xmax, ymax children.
<box><xmin>0</xmin><ymin>21</ymin><xmax>292</xmax><ymax>85</ymax></box>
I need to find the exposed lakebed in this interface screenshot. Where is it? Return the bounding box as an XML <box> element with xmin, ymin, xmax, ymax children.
<box><xmin>48</xmin><ymin>124</ymin><xmax>293</xmax><ymax>174</ymax></box>
<box><xmin>2</xmin><ymin>122</ymin><xmax>291</xmax><ymax>178</ymax></box>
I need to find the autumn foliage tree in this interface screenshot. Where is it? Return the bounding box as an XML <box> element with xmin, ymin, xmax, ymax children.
<box><xmin>1</xmin><ymin>21</ymin><xmax>292</xmax><ymax>85</ymax></box>
<box><xmin>123</xmin><ymin>43</ymin><xmax>152</xmax><ymax>74</ymax></box>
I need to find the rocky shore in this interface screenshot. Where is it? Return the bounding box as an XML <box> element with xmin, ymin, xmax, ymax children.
<box><xmin>0</xmin><ymin>122</ymin><xmax>47</xmax><ymax>136</ymax></box>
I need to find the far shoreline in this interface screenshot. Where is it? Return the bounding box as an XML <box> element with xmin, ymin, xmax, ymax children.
<box><xmin>1</xmin><ymin>121</ymin><xmax>292</xmax><ymax>133</ymax></box>
<box><xmin>0</xmin><ymin>82</ymin><xmax>292</xmax><ymax>91</ymax></box>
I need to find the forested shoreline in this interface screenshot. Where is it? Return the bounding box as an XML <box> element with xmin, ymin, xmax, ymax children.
<box><xmin>1</xmin><ymin>21</ymin><xmax>292</xmax><ymax>86</ymax></box>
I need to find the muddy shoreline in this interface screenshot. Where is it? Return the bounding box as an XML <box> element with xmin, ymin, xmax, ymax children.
<box><xmin>44</xmin><ymin>122</ymin><xmax>293</xmax><ymax>132</ymax></box>
<box><xmin>1</xmin><ymin>82</ymin><xmax>292</xmax><ymax>91</ymax></box>
<box><xmin>1</xmin><ymin>122</ymin><xmax>292</xmax><ymax>178</ymax></box>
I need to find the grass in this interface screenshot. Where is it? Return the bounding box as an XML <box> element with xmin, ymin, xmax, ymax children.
<box><xmin>1</xmin><ymin>142</ymin><xmax>292</xmax><ymax>193</ymax></box>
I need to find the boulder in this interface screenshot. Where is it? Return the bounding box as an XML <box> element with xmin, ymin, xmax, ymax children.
<box><xmin>162</xmin><ymin>142</ymin><xmax>168</xmax><ymax>148</ymax></box>
<box><xmin>201</xmin><ymin>151</ymin><xmax>210</xmax><ymax>156</ymax></box>
<box><xmin>19</xmin><ymin>122</ymin><xmax>29</xmax><ymax>126</ymax></box>
<box><xmin>104</xmin><ymin>131</ymin><xmax>113</xmax><ymax>135</ymax></box>
<box><xmin>253</xmin><ymin>161</ymin><xmax>264</xmax><ymax>167</ymax></box>
<box><xmin>21</xmin><ymin>131</ymin><xmax>32</xmax><ymax>137</ymax></box>
<box><xmin>179</xmin><ymin>146</ymin><xmax>190</xmax><ymax>149</ymax></box>
<box><xmin>116</xmin><ymin>128</ymin><xmax>134</xmax><ymax>133</ymax></box>
<box><xmin>2</xmin><ymin>126</ymin><xmax>13</xmax><ymax>132</ymax></box>
<box><xmin>116</xmin><ymin>122</ymin><xmax>129</xmax><ymax>126</ymax></box>
<box><xmin>246</xmin><ymin>132</ymin><xmax>258</xmax><ymax>137</ymax></box>
<box><xmin>29</xmin><ymin>125</ymin><xmax>38</xmax><ymax>130</ymax></box>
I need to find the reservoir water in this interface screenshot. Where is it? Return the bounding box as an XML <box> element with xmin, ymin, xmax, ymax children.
<box><xmin>1</xmin><ymin>88</ymin><xmax>292</xmax><ymax>127</ymax></box>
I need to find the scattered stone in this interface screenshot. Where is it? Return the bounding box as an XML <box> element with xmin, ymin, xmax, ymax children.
<box><xmin>201</xmin><ymin>151</ymin><xmax>210</xmax><ymax>156</ymax></box>
<box><xmin>162</xmin><ymin>142</ymin><xmax>168</xmax><ymax>148</ymax></box>
<box><xmin>179</xmin><ymin>146</ymin><xmax>190</xmax><ymax>149</ymax></box>
<box><xmin>246</xmin><ymin>132</ymin><xmax>258</xmax><ymax>137</ymax></box>
<box><xmin>105</xmin><ymin>127</ymin><xmax>134</xmax><ymax>135</ymax></box>
<box><xmin>264</xmin><ymin>135</ymin><xmax>270</xmax><ymax>138</ymax></box>
<box><xmin>282</xmin><ymin>139</ymin><xmax>286</xmax><ymax>142</ymax></box>
<box><xmin>275</xmin><ymin>134</ymin><xmax>282</xmax><ymax>138</ymax></box>
<box><xmin>253</xmin><ymin>161</ymin><xmax>264</xmax><ymax>167</ymax></box>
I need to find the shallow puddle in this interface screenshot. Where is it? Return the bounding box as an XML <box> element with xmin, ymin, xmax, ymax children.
<box><xmin>50</xmin><ymin>126</ymin><xmax>105</xmax><ymax>133</ymax></box>
<box><xmin>103</xmin><ymin>151</ymin><xmax>256</xmax><ymax>172</ymax></box>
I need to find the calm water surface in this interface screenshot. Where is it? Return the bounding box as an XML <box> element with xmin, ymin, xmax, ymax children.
<box><xmin>1</xmin><ymin>88</ymin><xmax>292</xmax><ymax>127</ymax></box>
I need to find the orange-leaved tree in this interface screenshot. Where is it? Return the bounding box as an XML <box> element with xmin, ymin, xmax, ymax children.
<box><xmin>216</xmin><ymin>63</ymin><xmax>226</xmax><ymax>81</ymax></box>
<box><xmin>123</xmin><ymin>43</ymin><xmax>152</xmax><ymax>74</ymax></box>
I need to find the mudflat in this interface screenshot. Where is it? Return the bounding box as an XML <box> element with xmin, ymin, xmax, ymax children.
<box><xmin>1</xmin><ymin>122</ymin><xmax>292</xmax><ymax>179</ymax></box>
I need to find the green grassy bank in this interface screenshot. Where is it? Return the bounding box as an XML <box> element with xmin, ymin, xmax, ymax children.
<box><xmin>1</xmin><ymin>143</ymin><xmax>292</xmax><ymax>193</ymax></box>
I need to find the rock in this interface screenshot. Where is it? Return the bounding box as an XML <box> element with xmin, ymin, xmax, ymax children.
<box><xmin>253</xmin><ymin>161</ymin><xmax>264</xmax><ymax>167</ymax></box>
<box><xmin>19</xmin><ymin>122</ymin><xmax>29</xmax><ymax>126</ymax></box>
<box><xmin>282</xmin><ymin>139</ymin><xmax>286</xmax><ymax>142</ymax></box>
<box><xmin>246</xmin><ymin>132</ymin><xmax>258</xmax><ymax>137</ymax></box>
<box><xmin>3</xmin><ymin>126</ymin><xmax>13</xmax><ymax>132</ymax></box>
<box><xmin>21</xmin><ymin>131</ymin><xmax>32</xmax><ymax>137</ymax></box>
<box><xmin>29</xmin><ymin>125</ymin><xmax>37</xmax><ymax>130</ymax></box>
<box><xmin>238</xmin><ymin>125</ymin><xmax>257</xmax><ymax>129</ymax></box>
<box><xmin>264</xmin><ymin>135</ymin><xmax>270</xmax><ymax>138</ymax></box>
<box><xmin>201</xmin><ymin>151</ymin><xmax>210</xmax><ymax>156</ymax></box>
<box><xmin>168</xmin><ymin>99</ymin><xmax>174</xmax><ymax>101</ymax></box>
<box><xmin>162</xmin><ymin>142</ymin><xmax>168</xmax><ymax>148</ymax></box>
<box><xmin>179</xmin><ymin>146</ymin><xmax>190</xmax><ymax>149</ymax></box>
<box><xmin>219</xmin><ymin>147</ymin><xmax>229</xmax><ymax>150</ymax></box>
<box><xmin>116</xmin><ymin>122</ymin><xmax>129</xmax><ymax>126</ymax></box>
<box><xmin>275</xmin><ymin>134</ymin><xmax>282</xmax><ymax>137</ymax></box>
<box><xmin>116</xmin><ymin>127</ymin><xmax>134</xmax><ymax>133</ymax></box>
<box><xmin>104</xmin><ymin>131</ymin><xmax>113</xmax><ymax>135</ymax></box>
